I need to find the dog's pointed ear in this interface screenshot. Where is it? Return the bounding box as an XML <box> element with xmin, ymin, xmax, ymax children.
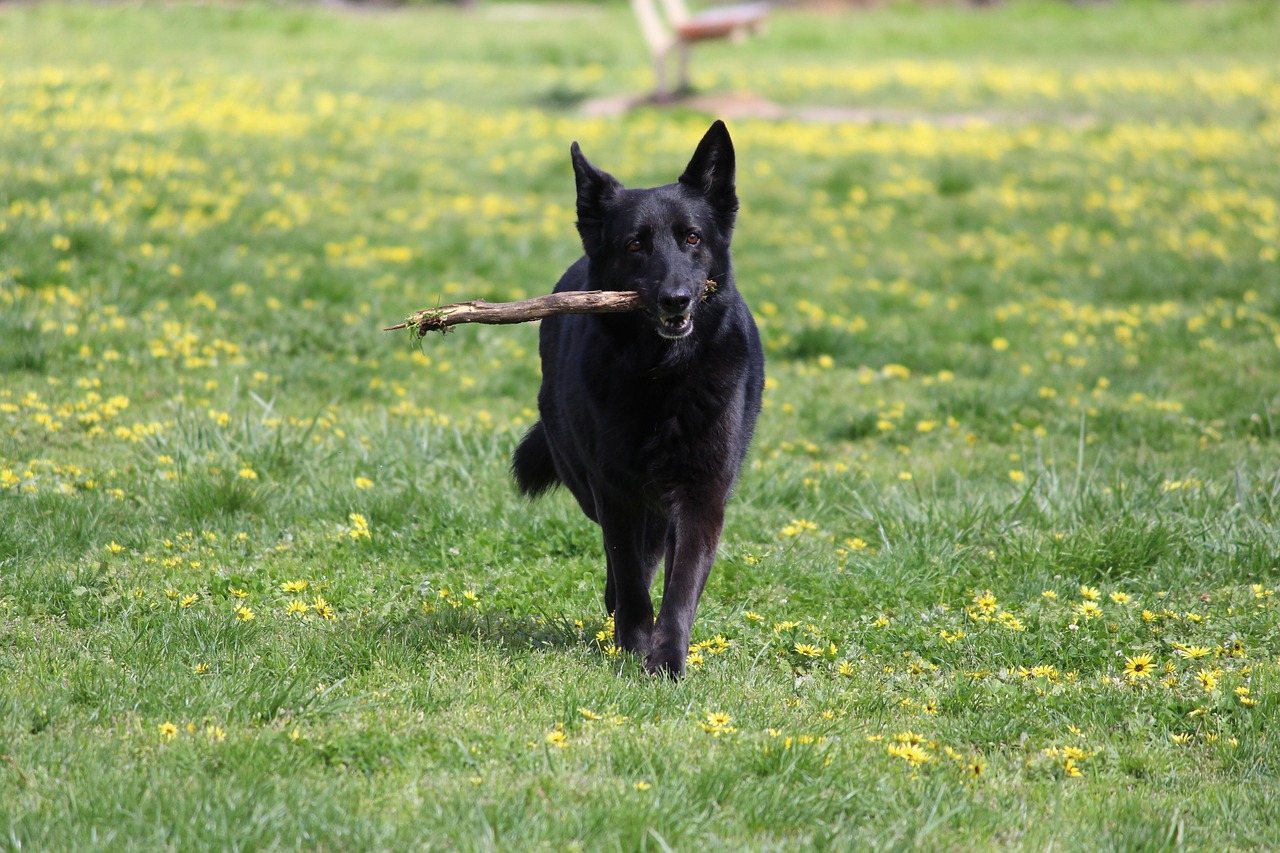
<box><xmin>679</xmin><ymin>120</ymin><xmax>737</xmax><ymax>220</ymax></box>
<box><xmin>571</xmin><ymin>141</ymin><xmax>623</xmax><ymax>255</ymax></box>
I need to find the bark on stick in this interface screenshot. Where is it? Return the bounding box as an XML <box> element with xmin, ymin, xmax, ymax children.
<box><xmin>385</xmin><ymin>290</ymin><xmax>645</xmax><ymax>336</ymax></box>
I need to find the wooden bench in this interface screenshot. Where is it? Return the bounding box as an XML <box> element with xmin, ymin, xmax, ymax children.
<box><xmin>631</xmin><ymin>0</ymin><xmax>770</xmax><ymax>98</ymax></box>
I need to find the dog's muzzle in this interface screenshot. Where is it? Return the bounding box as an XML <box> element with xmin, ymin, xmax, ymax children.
<box><xmin>656</xmin><ymin>312</ymin><xmax>694</xmax><ymax>339</ymax></box>
<box><xmin>654</xmin><ymin>289</ymin><xmax>697</xmax><ymax>339</ymax></box>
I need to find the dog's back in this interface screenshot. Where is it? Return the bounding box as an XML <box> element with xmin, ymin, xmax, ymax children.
<box><xmin>512</xmin><ymin>121</ymin><xmax>763</xmax><ymax>677</ymax></box>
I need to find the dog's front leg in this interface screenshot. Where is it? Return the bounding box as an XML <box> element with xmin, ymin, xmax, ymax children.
<box><xmin>646</xmin><ymin>503</ymin><xmax>724</xmax><ymax>678</ymax></box>
<box><xmin>597</xmin><ymin>503</ymin><xmax>664</xmax><ymax>657</ymax></box>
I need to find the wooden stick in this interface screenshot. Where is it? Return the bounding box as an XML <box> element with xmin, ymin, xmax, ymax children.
<box><xmin>385</xmin><ymin>290</ymin><xmax>644</xmax><ymax>336</ymax></box>
<box><xmin>385</xmin><ymin>281</ymin><xmax>716</xmax><ymax>336</ymax></box>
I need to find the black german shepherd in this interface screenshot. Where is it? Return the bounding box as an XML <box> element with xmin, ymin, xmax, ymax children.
<box><xmin>511</xmin><ymin>121</ymin><xmax>765</xmax><ymax>678</ymax></box>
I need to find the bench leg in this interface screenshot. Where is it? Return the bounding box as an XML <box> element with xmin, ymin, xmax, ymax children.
<box><xmin>652</xmin><ymin>48</ymin><xmax>671</xmax><ymax>99</ymax></box>
<box><xmin>676</xmin><ymin>42</ymin><xmax>693</xmax><ymax>95</ymax></box>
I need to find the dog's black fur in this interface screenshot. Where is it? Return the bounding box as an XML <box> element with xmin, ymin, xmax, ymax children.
<box><xmin>511</xmin><ymin>121</ymin><xmax>764</xmax><ymax>678</ymax></box>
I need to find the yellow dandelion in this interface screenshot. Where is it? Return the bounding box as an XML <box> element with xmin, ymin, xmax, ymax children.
<box><xmin>158</xmin><ymin>721</ymin><xmax>178</xmax><ymax>741</ymax></box>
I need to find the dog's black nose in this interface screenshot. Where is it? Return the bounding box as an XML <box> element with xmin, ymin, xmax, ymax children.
<box><xmin>659</xmin><ymin>291</ymin><xmax>693</xmax><ymax>315</ymax></box>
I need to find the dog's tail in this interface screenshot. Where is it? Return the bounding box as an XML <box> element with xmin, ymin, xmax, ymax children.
<box><xmin>511</xmin><ymin>421</ymin><xmax>560</xmax><ymax>498</ymax></box>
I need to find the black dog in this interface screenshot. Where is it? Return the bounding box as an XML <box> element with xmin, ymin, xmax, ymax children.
<box><xmin>511</xmin><ymin>121</ymin><xmax>765</xmax><ymax>678</ymax></box>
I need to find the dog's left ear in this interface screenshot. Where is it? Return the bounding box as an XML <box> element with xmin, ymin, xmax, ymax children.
<box><xmin>679</xmin><ymin>120</ymin><xmax>738</xmax><ymax>221</ymax></box>
<box><xmin>571</xmin><ymin>142</ymin><xmax>623</xmax><ymax>256</ymax></box>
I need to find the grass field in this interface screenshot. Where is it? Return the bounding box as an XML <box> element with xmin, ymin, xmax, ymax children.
<box><xmin>3</xmin><ymin>0</ymin><xmax>1280</xmax><ymax>848</ymax></box>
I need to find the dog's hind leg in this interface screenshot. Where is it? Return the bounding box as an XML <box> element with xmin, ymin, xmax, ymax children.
<box><xmin>598</xmin><ymin>503</ymin><xmax>666</xmax><ymax>656</ymax></box>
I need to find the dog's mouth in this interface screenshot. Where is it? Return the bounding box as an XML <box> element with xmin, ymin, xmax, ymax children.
<box><xmin>656</xmin><ymin>313</ymin><xmax>694</xmax><ymax>339</ymax></box>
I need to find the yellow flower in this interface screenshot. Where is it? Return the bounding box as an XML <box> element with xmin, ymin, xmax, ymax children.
<box><xmin>887</xmin><ymin>742</ymin><xmax>930</xmax><ymax>765</ymax></box>
<box><xmin>1079</xmin><ymin>585</ymin><xmax>1101</xmax><ymax>601</ymax></box>
<box><xmin>237</xmin><ymin>467</ymin><xmax>258</xmax><ymax>480</ymax></box>
<box><xmin>701</xmin><ymin>711</ymin><xmax>737</xmax><ymax>736</ymax></box>
<box><xmin>234</xmin><ymin>605</ymin><xmax>255</xmax><ymax>622</ymax></box>
<box><xmin>1075</xmin><ymin>601</ymin><xmax>1102</xmax><ymax>620</ymax></box>
<box><xmin>972</xmin><ymin>590</ymin><xmax>998</xmax><ymax>614</ymax></box>
<box><xmin>546</xmin><ymin>730</ymin><xmax>568</xmax><ymax>749</ymax></box>
<box><xmin>158</xmin><ymin>721</ymin><xmax>178</xmax><ymax>741</ymax></box>
<box><xmin>634</xmin><ymin>781</ymin><xmax>652</xmax><ymax>791</ymax></box>
<box><xmin>281</xmin><ymin>580</ymin><xmax>308</xmax><ymax>593</ymax></box>
<box><xmin>354</xmin><ymin>477</ymin><xmax>374</xmax><ymax>490</ymax></box>
<box><xmin>1124</xmin><ymin>654</ymin><xmax>1154</xmax><ymax>680</ymax></box>
<box><xmin>779</xmin><ymin>519</ymin><xmax>817</xmax><ymax>537</ymax></box>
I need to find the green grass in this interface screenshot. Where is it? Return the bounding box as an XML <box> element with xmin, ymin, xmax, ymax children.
<box><xmin>3</xmin><ymin>1</ymin><xmax>1280</xmax><ymax>849</ymax></box>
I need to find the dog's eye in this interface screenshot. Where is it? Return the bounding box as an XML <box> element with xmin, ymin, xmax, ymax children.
<box><xmin>685</xmin><ymin>231</ymin><xmax>701</xmax><ymax>247</ymax></box>
<box><xmin>626</xmin><ymin>239</ymin><xmax>643</xmax><ymax>253</ymax></box>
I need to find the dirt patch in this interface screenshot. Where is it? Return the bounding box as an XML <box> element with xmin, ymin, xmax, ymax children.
<box><xmin>582</xmin><ymin>91</ymin><xmax>1094</xmax><ymax>127</ymax></box>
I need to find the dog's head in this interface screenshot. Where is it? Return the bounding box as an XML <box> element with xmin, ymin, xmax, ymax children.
<box><xmin>570</xmin><ymin>121</ymin><xmax>738</xmax><ymax>340</ymax></box>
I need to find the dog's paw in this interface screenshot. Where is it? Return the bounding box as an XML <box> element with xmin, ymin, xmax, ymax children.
<box><xmin>643</xmin><ymin>647</ymin><xmax>687</xmax><ymax>680</ymax></box>
<box><xmin>614</xmin><ymin>620</ymin><xmax>653</xmax><ymax>657</ymax></box>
